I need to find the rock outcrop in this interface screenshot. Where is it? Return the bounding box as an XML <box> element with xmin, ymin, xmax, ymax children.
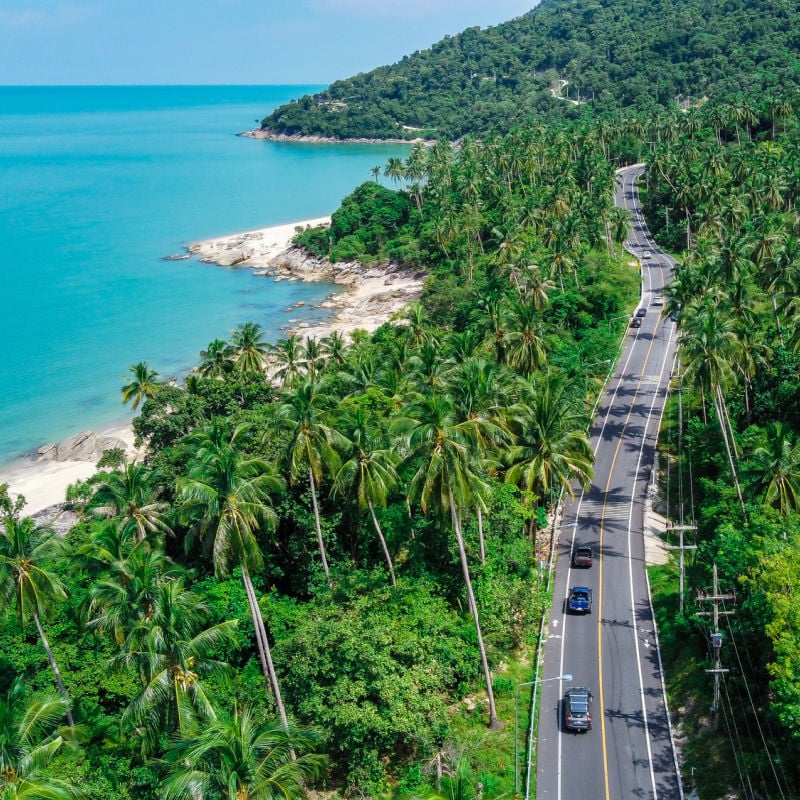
<box><xmin>36</xmin><ymin>431</ymin><xmax>129</xmax><ymax>463</ymax></box>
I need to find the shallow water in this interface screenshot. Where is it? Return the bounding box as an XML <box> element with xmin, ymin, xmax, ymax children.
<box><xmin>0</xmin><ymin>86</ymin><xmax>406</xmax><ymax>463</ymax></box>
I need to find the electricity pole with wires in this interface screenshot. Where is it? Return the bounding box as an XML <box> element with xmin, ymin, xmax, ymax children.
<box><xmin>696</xmin><ymin>563</ymin><xmax>735</xmax><ymax>730</ymax></box>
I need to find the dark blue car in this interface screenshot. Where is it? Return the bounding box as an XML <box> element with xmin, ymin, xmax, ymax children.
<box><xmin>568</xmin><ymin>587</ymin><xmax>593</xmax><ymax>614</ymax></box>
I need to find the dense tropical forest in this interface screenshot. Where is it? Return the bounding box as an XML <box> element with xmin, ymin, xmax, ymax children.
<box><xmin>0</xmin><ymin>123</ymin><xmax>638</xmax><ymax>800</ymax></box>
<box><xmin>259</xmin><ymin>0</ymin><xmax>800</xmax><ymax>140</ymax></box>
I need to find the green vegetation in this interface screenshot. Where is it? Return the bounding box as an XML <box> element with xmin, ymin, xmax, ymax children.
<box><xmin>260</xmin><ymin>0</ymin><xmax>800</xmax><ymax>140</ymax></box>
<box><xmin>0</xmin><ymin>114</ymin><xmax>641</xmax><ymax>799</ymax></box>
<box><xmin>643</xmin><ymin>100</ymin><xmax>800</xmax><ymax>796</ymax></box>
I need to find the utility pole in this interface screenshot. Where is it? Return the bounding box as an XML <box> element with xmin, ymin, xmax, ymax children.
<box><xmin>669</xmin><ymin>361</ymin><xmax>697</xmax><ymax>616</ymax></box>
<box><xmin>696</xmin><ymin>563</ymin><xmax>735</xmax><ymax>730</ymax></box>
<box><xmin>666</xmin><ymin>524</ymin><xmax>697</xmax><ymax>616</ymax></box>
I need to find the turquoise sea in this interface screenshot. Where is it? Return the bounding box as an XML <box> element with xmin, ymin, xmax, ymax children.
<box><xmin>0</xmin><ymin>86</ymin><xmax>406</xmax><ymax>465</ymax></box>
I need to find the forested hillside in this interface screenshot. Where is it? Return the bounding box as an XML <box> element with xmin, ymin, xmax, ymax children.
<box><xmin>260</xmin><ymin>0</ymin><xmax>800</xmax><ymax>140</ymax></box>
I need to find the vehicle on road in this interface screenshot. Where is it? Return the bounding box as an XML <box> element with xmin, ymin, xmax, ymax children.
<box><xmin>568</xmin><ymin>587</ymin><xmax>593</xmax><ymax>614</ymax></box>
<box><xmin>563</xmin><ymin>687</ymin><xmax>593</xmax><ymax>732</ymax></box>
<box><xmin>636</xmin><ymin>307</ymin><xmax>647</xmax><ymax>317</ymax></box>
<box><xmin>651</xmin><ymin>296</ymin><xmax>663</xmax><ymax>307</ymax></box>
<box><xmin>630</xmin><ymin>317</ymin><xmax>642</xmax><ymax>328</ymax></box>
<box><xmin>571</xmin><ymin>545</ymin><xmax>593</xmax><ymax>568</ymax></box>
<box><xmin>641</xmin><ymin>250</ymin><xmax>652</xmax><ymax>259</ymax></box>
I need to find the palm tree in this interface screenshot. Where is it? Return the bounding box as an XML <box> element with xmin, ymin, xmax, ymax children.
<box><xmin>503</xmin><ymin>299</ymin><xmax>547</xmax><ymax>377</ymax></box>
<box><xmin>745</xmin><ymin>422</ymin><xmax>800</xmax><ymax>515</ymax></box>
<box><xmin>83</xmin><ymin>537</ymin><xmax>185</xmax><ymax>645</ymax></box>
<box><xmin>198</xmin><ymin>338</ymin><xmax>233</xmax><ymax>378</ymax></box>
<box><xmin>384</xmin><ymin>156</ymin><xmax>406</xmax><ymax>186</ymax></box>
<box><xmin>0</xmin><ymin>514</ymin><xmax>74</xmax><ymax>728</ymax></box>
<box><xmin>0</xmin><ymin>678</ymin><xmax>78</xmax><ymax>800</ymax></box>
<box><xmin>393</xmin><ymin>391</ymin><xmax>504</xmax><ymax>728</ymax></box>
<box><xmin>275</xmin><ymin>381</ymin><xmax>348</xmax><ymax>583</ymax></box>
<box><xmin>121</xmin><ymin>362</ymin><xmax>162</xmax><ymax>410</ymax></box>
<box><xmin>178</xmin><ymin>421</ymin><xmax>290</xmax><ymax>728</ymax></box>
<box><xmin>679</xmin><ymin>300</ymin><xmax>746</xmax><ymax>513</ymax></box>
<box><xmin>319</xmin><ymin>331</ymin><xmax>348</xmax><ymax>369</ymax></box>
<box><xmin>230</xmin><ymin>322</ymin><xmax>270</xmax><ymax>374</ymax></box>
<box><xmin>89</xmin><ymin>460</ymin><xmax>172</xmax><ymax>543</ymax></box>
<box><xmin>116</xmin><ymin>579</ymin><xmax>238</xmax><ymax>755</ymax></box>
<box><xmin>506</xmin><ymin>374</ymin><xmax>594</xmax><ymax>530</ymax></box>
<box><xmin>160</xmin><ymin>704</ymin><xmax>326</xmax><ymax>800</ymax></box>
<box><xmin>332</xmin><ymin>410</ymin><xmax>399</xmax><ymax>586</ymax></box>
<box><xmin>270</xmin><ymin>334</ymin><xmax>307</xmax><ymax>388</ymax></box>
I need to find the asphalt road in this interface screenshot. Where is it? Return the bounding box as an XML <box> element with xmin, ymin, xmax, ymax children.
<box><xmin>533</xmin><ymin>166</ymin><xmax>683</xmax><ymax>800</ymax></box>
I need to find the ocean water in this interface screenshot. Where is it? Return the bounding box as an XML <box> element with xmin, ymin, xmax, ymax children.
<box><xmin>0</xmin><ymin>86</ymin><xmax>407</xmax><ymax>464</ymax></box>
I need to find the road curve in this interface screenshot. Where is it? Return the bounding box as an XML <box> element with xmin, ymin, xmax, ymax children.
<box><xmin>534</xmin><ymin>166</ymin><xmax>683</xmax><ymax>800</ymax></box>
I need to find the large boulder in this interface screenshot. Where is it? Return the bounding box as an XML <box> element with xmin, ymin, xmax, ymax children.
<box><xmin>36</xmin><ymin>431</ymin><xmax>129</xmax><ymax>463</ymax></box>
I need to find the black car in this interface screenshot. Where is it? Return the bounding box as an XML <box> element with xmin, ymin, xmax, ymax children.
<box><xmin>563</xmin><ymin>687</ymin><xmax>593</xmax><ymax>732</ymax></box>
<box><xmin>630</xmin><ymin>317</ymin><xmax>642</xmax><ymax>328</ymax></box>
<box><xmin>636</xmin><ymin>307</ymin><xmax>647</xmax><ymax>317</ymax></box>
<box><xmin>571</xmin><ymin>545</ymin><xmax>593</xmax><ymax>568</ymax></box>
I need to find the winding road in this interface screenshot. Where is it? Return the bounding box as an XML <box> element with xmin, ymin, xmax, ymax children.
<box><xmin>533</xmin><ymin>165</ymin><xmax>683</xmax><ymax>799</ymax></box>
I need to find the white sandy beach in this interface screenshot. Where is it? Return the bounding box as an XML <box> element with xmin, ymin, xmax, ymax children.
<box><xmin>0</xmin><ymin>424</ymin><xmax>140</xmax><ymax>517</ymax></box>
<box><xmin>0</xmin><ymin>216</ymin><xmax>424</xmax><ymax>517</ymax></box>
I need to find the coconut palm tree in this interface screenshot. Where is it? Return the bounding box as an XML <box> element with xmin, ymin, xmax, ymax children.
<box><xmin>198</xmin><ymin>338</ymin><xmax>234</xmax><ymax>378</ymax></box>
<box><xmin>270</xmin><ymin>334</ymin><xmax>307</xmax><ymax>388</ymax></box>
<box><xmin>319</xmin><ymin>331</ymin><xmax>348</xmax><ymax>369</ymax></box>
<box><xmin>0</xmin><ymin>678</ymin><xmax>78</xmax><ymax>800</ymax></box>
<box><xmin>274</xmin><ymin>381</ymin><xmax>348</xmax><ymax>583</ymax></box>
<box><xmin>393</xmin><ymin>391</ymin><xmax>504</xmax><ymax>728</ymax></box>
<box><xmin>83</xmin><ymin>537</ymin><xmax>185</xmax><ymax>645</ymax></box>
<box><xmin>0</xmin><ymin>514</ymin><xmax>74</xmax><ymax>728</ymax></box>
<box><xmin>506</xmin><ymin>373</ymin><xmax>594</xmax><ymax>521</ymax></box>
<box><xmin>121</xmin><ymin>362</ymin><xmax>162</xmax><ymax>411</ymax></box>
<box><xmin>384</xmin><ymin>156</ymin><xmax>406</xmax><ymax>186</ymax></box>
<box><xmin>116</xmin><ymin>579</ymin><xmax>238</xmax><ymax>755</ymax></box>
<box><xmin>332</xmin><ymin>410</ymin><xmax>399</xmax><ymax>586</ymax></box>
<box><xmin>230</xmin><ymin>322</ymin><xmax>270</xmax><ymax>374</ymax></box>
<box><xmin>679</xmin><ymin>300</ymin><xmax>746</xmax><ymax>513</ymax></box>
<box><xmin>503</xmin><ymin>299</ymin><xmax>547</xmax><ymax>377</ymax></box>
<box><xmin>745</xmin><ymin>422</ymin><xmax>800</xmax><ymax>516</ymax></box>
<box><xmin>160</xmin><ymin>704</ymin><xmax>326</xmax><ymax>800</ymax></box>
<box><xmin>89</xmin><ymin>460</ymin><xmax>172</xmax><ymax>543</ymax></box>
<box><xmin>178</xmin><ymin>421</ymin><xmax>290</xmax><ymax>728</ymax></box>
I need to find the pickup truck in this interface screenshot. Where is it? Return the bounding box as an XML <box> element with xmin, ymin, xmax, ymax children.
<box><xmin>568</xmin><ymin>587</ymin><xmax>593</xmax><ymax>614</ymax></box>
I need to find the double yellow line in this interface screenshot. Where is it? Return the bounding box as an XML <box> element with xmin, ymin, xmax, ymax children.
<box><xmin>597</xmin><ymin>223</ymin><xmax>669</xmax><ymax>798</ymax></box>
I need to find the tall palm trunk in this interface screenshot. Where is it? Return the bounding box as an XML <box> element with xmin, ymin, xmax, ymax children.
<box><xmin>449</xmin><ymin>491</ymin><xmax>500</xmax><ymax>729</ymax></box>
<box><xmin>477</xmin><ymin>507</ymin><xmax>486</xmax><ymax>566</ymax></box>
<box><xmin>308</xmin><ymin>468</ymin><xmax>331</xmax><ymax>583</ymax></box>
<box><xmin>34</xmin><ymin>613</ymin><xmax>74</xmax><ymax>728</ymax></box>
<box><xmin>712</xmin><ymin>393</ymin><xmax>746</xmax><ymax>516</ymax></box>
<box><xmin>368</xmin><ymin>500</ymin><xmax>397</xmax><ymax>587</ymax></box>
<box><xmin>241</xmin><ymin>566</ymin><xmax>289</xmax><ymax>729</ymax></box>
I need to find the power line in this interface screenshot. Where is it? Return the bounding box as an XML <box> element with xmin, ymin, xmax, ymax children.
<box><xmin>695</xmin><ymin>563</ymin><xmax>734</xmax><ymax>730</ymax></box>
<box><xmin>721</xmin><ymin>599</ymin><xmax>790</xmax><ymax>798</ymax></box>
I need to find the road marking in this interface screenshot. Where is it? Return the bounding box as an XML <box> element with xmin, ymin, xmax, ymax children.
<box><xmin>596</xmin><ymin>172</ymin><xmax>673</xmax><ymax>800</ymax></box>
<box><xmin>554</xmin><ymin>166</ymin><xmax>679</xmax><ymax>800</ymax></box>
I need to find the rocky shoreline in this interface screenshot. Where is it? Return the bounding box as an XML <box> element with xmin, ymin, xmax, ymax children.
<box><xmin>186</xmin><ymin>220</ymin><xmax>426</xmax><ymax>341</ymax></box>
<box><xmin>238</xmin><ymin>128</ymin><xmax>432</xmax><ymax>145</ymax></box>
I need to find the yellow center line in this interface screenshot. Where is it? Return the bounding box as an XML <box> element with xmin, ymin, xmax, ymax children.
<box><xmin>598</xmin><ymin>241</ymin><xmax>668</xmax><ymax>799</ymax></box>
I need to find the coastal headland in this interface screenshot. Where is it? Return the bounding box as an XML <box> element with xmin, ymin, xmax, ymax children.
<box><xmin>0</xmin><ymin>217</ymin><xmax>425</xmax><ymax>517</ymax></box>
<box><xmin>238</xmin><ymin>128</ymin><xmax>431</xmax><ymax>145</ymax></box>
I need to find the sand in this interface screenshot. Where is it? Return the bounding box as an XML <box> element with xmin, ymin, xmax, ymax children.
<box><xmin>0</xmin><ymin>217</ymin><xmax>424</xmax><ymax>517</ymax></box>
<box><xmin>0</xmin><ymin>425</ymin><xmax>139</xmax><ymax>517</ymax></box>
